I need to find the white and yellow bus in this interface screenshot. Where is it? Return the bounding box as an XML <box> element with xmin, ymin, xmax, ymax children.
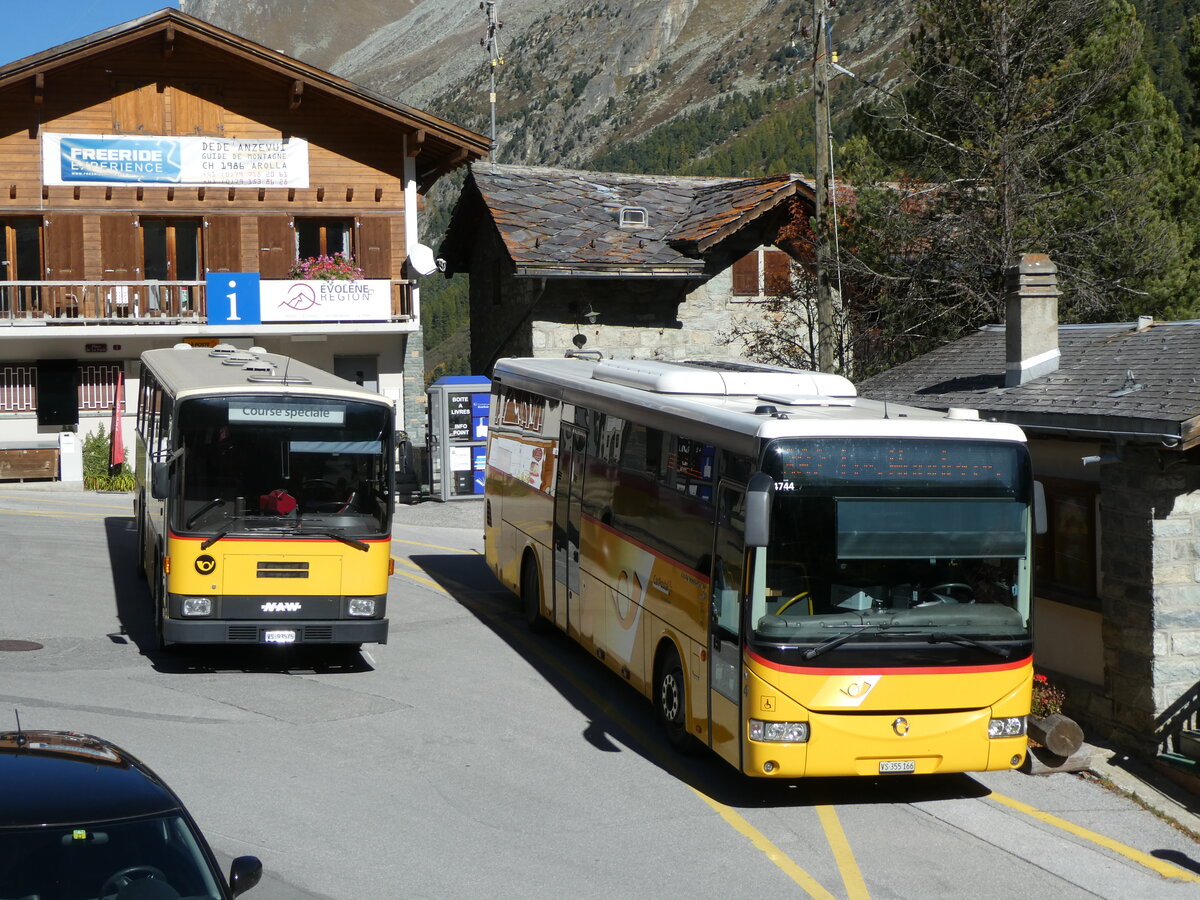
<box><xmin>485</xmin><ymin>357</ymin><xmax>1039</xmax><ymax>778</ymax></box>
<box><xmin>135</xmin><ymin>344</ymin><xmax>395</xmax><ymax>649</ymax></box>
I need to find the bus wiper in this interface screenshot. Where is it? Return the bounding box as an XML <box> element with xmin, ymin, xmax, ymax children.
<box><xmin>926</xmin><ymin>633</ymin><xmax>1011</xmax><ymax>659</ymax></box>
<box><xmin>201</xmin><ymin>530</ymin><xmax>231</xmax><ymax>550</ymax></box>
<box><xmin>301</xmin><ymin>527</ymin><xmax>370</xmax><ymax>552</ymax></box>
<box><xmin>803</xmin><ymin>623</ymin><xmax>893</xmax><ymax>660</ymax></box>
<box><xmin>186</xmin><ymin>497</ymin><xmax>226</xmax><ymax>529</ymax></box>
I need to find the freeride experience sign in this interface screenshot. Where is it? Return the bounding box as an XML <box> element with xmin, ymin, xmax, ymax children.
<box><xmin>42</xmin><ymin>133</ymin><xmax>310</xmax><ymax>187</ymax></box>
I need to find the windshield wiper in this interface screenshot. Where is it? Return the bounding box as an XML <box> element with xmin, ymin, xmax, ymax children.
<box><xmin>186</xmin><ymin>497</ymin><xmax>226</xmax><ymax>529</ymax></box>
<box><xmin>926</xmin><ymin>633</ymin><xmax>1011</xmax><ymax>658</ymax></box>
<box><xmin>803</xmin><ymin>623</ymin><xmax>894</xmax><ymax>660</ymax></box>
<box><xmin>300</xmin><ymin>527</ymin><xmax>370</xmax><ymax>552</ymax></box>
<box><xmin>201</xmin><ymin>530</ymin><xmax>231</xmax><ymax>550</ymax></box>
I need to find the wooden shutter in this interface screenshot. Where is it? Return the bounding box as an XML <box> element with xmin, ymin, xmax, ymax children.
<box><xmin>112</xmin><ymin>80</ymin><xmax>164</xmax><ymax>134</ymax></box>
<box><xmin>100</xmin><ymin>215</ymin><xmax>140</xmax><ymax>281</ymax></box>
<box><xmin>731</xmin><ymin>251</ymin><xmax>760</xmax><ymax>296</ymax></box>
<box><xmin>357</xmin><ymin>217</ymin><xmax>392</xmax><ymax>279</ymax></box>
<box><xmin>43</xmin><ymin>214</ymin><xmax>84</xmax><ymax>280</ymax></box>
<box><xmin>257</xmin><ymin>216</ymin><xmax>294</xmax><ymax>279</ymax></box>
<box><xmin>764</xmin><ymin>250</ymin><xmax>791</xmax><ymax>295</ymax></box>
<box><xmin>204</xmin><ymin>217</ymin><xmax>241</xmax><ymax>273</ymax></box>
<box><xmin>170</xmin><ymin>82</ymin><xmax>223</xmax><ymax>135</ymax></box>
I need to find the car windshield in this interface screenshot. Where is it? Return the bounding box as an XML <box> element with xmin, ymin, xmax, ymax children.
<box><xmin>173</xmin><ymin>395</ymin><xmax>392</xmax><ymax>537</ymax></box>
<box><xmin>0</xmin><ymin>814</ymin><xmax>223</xmax><ymax>900</ymax></box>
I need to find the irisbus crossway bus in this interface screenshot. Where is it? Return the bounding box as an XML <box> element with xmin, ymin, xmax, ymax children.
<box><xmin>135</xmin><ymin>344</ymin><xmax>395</xmax><ymax>649</ymax></box>
<box><xmin>485</xmin><ymin>356</ymin><xmax>1039</xmax><ymax>778</ymax></box>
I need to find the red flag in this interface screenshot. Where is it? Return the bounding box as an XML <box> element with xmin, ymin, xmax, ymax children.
<box><xmin>110</xmin><ymin>369</ymin><xmax>125</xmax><ymax>468</ymax></box>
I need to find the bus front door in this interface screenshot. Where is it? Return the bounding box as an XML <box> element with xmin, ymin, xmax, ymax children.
<box><xmin>709</xmin><ymin>481</ymin><xmax>745</xmax><ymax>770</ymax></box>
<box><xmin>552</xmin><ymin>424</ymin><xmax>586</xmax><ymax>635</ymax></box>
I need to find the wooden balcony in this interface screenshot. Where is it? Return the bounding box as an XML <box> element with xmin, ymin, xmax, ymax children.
<box><xmin>0</xmin><ymin>280</ymin><xmax>418</xmax><ymax>324</ymax></box>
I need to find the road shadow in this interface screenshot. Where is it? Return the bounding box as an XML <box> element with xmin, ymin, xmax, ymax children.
<box><xmin>409</xmin><ymin>549</ymin><xmax>993</xmax><ymax>811</ymax></box>
<box><xmin>103</xmin><ymin>516</ymin><xmax>372</xmax><ymax>675</ymax></box>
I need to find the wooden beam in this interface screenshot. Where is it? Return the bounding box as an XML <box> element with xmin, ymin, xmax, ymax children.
<box><xmin>105</xmin><ymin>187</ymin><xmax>112</xmax><ymax>201</ymax></box>
<box><xmin>7</xmin><ymin>185</ymin><xmax>13</xmax><ymax>200</ymax></box>
<box><xmin>197</xmin><ymin>186</ymin><xmax>206</xmax><ymax>201</ymax></box>
<box><xmin>167</xmin><ymin>187</ymin><xmax>174</xmax><ymax>201</ymax></box>
<box><xmin>418</xmin><ymin>148</ymin><xmax>470</xmax><ymax>193</ymax></box>
<box><xmin>287</xmin><ymin>188</ymin><xmax>295</xmax><ymax>202</ymax></box>
<box><xmin>72</xmin><ymin>186</ymin><xmax>80</xmax><ymax>201</ymax></box>
<box><xmin>316</xmin><ymin>186</ymin><xmax>324</xmax><ymax>202</ymax></box>
<box><xmin>374</xmin><ymin>187</ymin><xmax>383</xmax><ymax>203</ymax></box>
<box><xmin>228</xmin><ymin>187</ymin><xmax>236</xmax><ymax>201</ymax></box>
<box><xmin>136</xmin><ymin>186</ymin><xmax>144</xmax><ymax>202</ymax></box>
<box><xmin>33</xmin><ymin>72</ymin><xmax>43</xmax><ymax>105</ymax></box>
<box><xmin>289</xmin><ymin>79</ymin><xmax>304</xmax><ymax>110</ymax></box>
<box><xmin>346</xmin><ymin>187</ymin><xmax>354</xmax><ymax>202</ymax></box>
<box><xmin>407</xmin><ymin>129</ymin><xmax>426</xmax><ymax>157</ymax></box>
<box><xmin>163</xmin><ymin>24</ymin><xmax>175</xmax><ymax>58</ymax></box>
<box><xmin>258</xmin><ymin>188</ymin><xmax>266</xmax><ymax>201</ymax></box>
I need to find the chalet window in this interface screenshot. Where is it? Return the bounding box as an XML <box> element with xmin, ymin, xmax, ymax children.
<box><xmin>296</xmin><ymin>219</ymin><xmax>353</xmax><ymax>260</ymax></box>
<box><xmin>1034</xmin><ymin>479</ymin><xmax>1100</xmax><ymax>611</ymax></box>
<box><xmin>142</xmin><ymin>219</ymin><xmax>202</xmax><ymax>281</ymax></box>
<box><xmin>731</xmin><ymin>251</ymin><xmax>760</xmax><ymax>296</ymax></box>
<box><xmin>764</xmin><ymin>250</ymin><xmax>791</xmax><ymax>295</ymax></box>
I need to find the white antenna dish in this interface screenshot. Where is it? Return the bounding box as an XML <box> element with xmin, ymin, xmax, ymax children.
<box><xmin>408</xmin><ymin>244</ymin><xmax>439</xmax><ymax>277</ymax></box>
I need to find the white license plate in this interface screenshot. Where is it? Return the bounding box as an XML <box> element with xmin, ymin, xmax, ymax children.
<box><xmin>879</xmin><ymin>760</ymin><xmax>916</xmax><ymax>774</ymax></box>
<box><xmin>264</xmin><ymin>630</ymin><xmax>296</xmax><ymax>644</ymax></box>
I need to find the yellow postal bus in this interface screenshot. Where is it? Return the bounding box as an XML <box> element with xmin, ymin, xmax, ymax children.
<box><xmin>135</xmin><ymin>344</ymin><xmax>394</xmax><ymax>649</ymax></box>
<box><xmin>485</xmin><ymin>357</ymin><xmax>1038</xmax><ymax>778</ymax></box>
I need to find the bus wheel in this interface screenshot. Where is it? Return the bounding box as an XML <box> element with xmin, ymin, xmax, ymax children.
<box><xmin>655</xmin><ymin>645</ymin><xmax>695</xmax><ymax>753</ymax></box>
<box><xmin>134</xmin><ymin>493</ymin><xmax>146</xmax><ymax>579</ymax></box>
<box><xmin>521</xmin><ymin>556</ymin><xmax>550</xmax><ymax>633</ymax></box>
<box><xmin>152</xmin><ymin>550</ymin><xmax>168</xmax><ymax>652</ymax></box>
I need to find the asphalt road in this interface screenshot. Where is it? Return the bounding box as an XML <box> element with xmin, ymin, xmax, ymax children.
<box><xmin>0</xmin><ymin>489</ymin><xmax>1197</xmax><ymax>899</ymax></box>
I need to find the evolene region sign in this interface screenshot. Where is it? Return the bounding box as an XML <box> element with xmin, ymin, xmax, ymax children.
<box><xmin>206</xmin><ymin>274</ymin><xmax>392</xmax><ymax>324</ymax></box>
<box><xmin>42</xmin><ymin>133</ymin><xmax>309</xmax><ymax>187</ymax></box>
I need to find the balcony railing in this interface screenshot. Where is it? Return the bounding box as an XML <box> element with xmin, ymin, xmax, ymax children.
<box><xmin>0</xmin><ymin>280</ymin><xmax>417</xmax><ymax>323</ymax></box>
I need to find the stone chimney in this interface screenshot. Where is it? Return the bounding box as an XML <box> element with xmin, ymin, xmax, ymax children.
<box><xmin>1005</xmin><ymin>253</ymin><xmax>1060</xmax><ymax>387</ymax></box>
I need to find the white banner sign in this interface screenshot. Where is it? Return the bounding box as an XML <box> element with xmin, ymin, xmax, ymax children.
<box><xmin>260</xmin><ymin>280</ymin><xmax>392</xmax><ymax>323</ymax></box>
<box><xmin>42</xmin><ymin>133</ymin><xmax>309</xmax><ymax>187</ymax></box>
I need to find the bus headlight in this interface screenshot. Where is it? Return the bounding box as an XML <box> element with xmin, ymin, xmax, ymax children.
<box><xmin>181</xmin><ymin>597</ymin><xmax>213</xmax><ymax>617</ymax></box>
<box><xmin>988</xmin><ymin>716</ymin><xmax>1027</xmax><ymax>738</ymax></box>
<box><xmin>750</xmin><ymin>719</ymin><xmax>810</xmax><ymax>743</ymax></box>
<box><xmin>347</xmin><ymin>597</ymin><xmax>377</xmax><ymax>617</ymax></box>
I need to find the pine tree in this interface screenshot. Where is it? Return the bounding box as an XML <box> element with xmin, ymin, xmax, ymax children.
<box><xmin>839</xmin><ymin>0</ymin><xmax>1200</xmax><ymax>375</ymax></box>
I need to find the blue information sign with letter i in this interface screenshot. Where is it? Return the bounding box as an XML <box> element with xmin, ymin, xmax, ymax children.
<box><xmin>205</xmin><ymin>273</ymin><xmax>261</xmax><ymax>325</ymax></box>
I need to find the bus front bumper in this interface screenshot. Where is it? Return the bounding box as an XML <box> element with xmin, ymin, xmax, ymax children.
<box><xmin>161</xmin><ymin>618</ymin><xmax>389</xmax><ymax>646</ymax></box>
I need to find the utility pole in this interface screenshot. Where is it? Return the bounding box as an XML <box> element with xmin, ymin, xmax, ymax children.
<box><xmin>482</xmin><ymin>2</ymin><xmax>503</xmax><ymax>149</ymax></box>
<box><xmin>811</xmin><ymin>0</ymin><xmax>835</xmax><ymax>373</ymax></box>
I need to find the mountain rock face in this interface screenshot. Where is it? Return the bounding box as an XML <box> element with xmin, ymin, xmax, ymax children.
<box><xmin>180</xmin><ymin>0</ymin><xmax>915</xmax><ymax>170</ymax></box>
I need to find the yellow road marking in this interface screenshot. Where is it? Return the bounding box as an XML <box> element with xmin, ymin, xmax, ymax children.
<box><xmin>0</xmin><ymin>495</ymin><xmax>131</xmax><ymax>510</ymax></box>
<box><xmin>0</xmin><ymin>507</ymin><xmax>114</xmax><ymax>520</ymax></box>
<box><xmin>400</xmin><ymin>559</ymin><xmax>840</xmax><ymax>898</ymax></box>
<box><xmin>817</xmin><ymin>805</ymin><xmax>871</xmax><ymax>899</ymax></box>
<box><xmin>393</xmin><ymin>537</ymin><xmax>482</xmax><ymax>554</ymax></box>
<box><xmin>694</xmin><ymin>789</ymin><xmax>839</xmax><ymax>900</ymax></box>
<box><xmin>988</xmin><ymin>791</ymin><xmax>1200</xmax><ymax>883</ymax></box>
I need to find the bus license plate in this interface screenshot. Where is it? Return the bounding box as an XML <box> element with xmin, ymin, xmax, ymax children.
<box><xmin>264</xmin><ymin>630</ymin><xmax>296</xmax><ymax>644</ymax></box>
<box><xmin>879</xmin><ymin>760</ymin><xmax>916</xmax><ymax>774</ymax></box>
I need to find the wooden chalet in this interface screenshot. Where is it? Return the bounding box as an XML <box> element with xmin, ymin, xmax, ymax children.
<box><xmin>0</xmin><ymin>8</ymin><xmax>488</xmax><ymax>478</ymax></box>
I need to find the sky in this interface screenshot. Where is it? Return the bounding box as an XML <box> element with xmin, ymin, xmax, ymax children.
<box><xmin>3</xmin><ymin>1</ymin><xmax>179</xmax><ymax>66</ymax></box>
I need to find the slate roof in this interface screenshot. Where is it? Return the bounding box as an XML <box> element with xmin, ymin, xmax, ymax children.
<box><xmin>439</xmin><ymin>163</ymin><xmax>814</xmax><ymax>278</ymax></box>
<box><xmin>858</xmin><ymin>321</ymin><xmax>1200</xmax><ymax>449</ymax></box>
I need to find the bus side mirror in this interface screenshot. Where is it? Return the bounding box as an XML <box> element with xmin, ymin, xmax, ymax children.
<box><xmin>151</xmin><ymin>462</ymin><xmax>169</xmax><ymax>500</ymax></box>
<box><xmin>1033</xmin><ymin>480</ymin><xmax>1047</xmax><ymax>535</ymax></box>
<box><xmin>745</xmin><ymin>472</ymin><xmax>774</xmax><ymax>547</ymax></box>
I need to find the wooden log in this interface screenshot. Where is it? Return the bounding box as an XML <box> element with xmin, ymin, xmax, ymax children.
<box><xmin>1029</xmin><ymin>714</ymin><xmax>1084</xmax><ymax>758</ymax></box>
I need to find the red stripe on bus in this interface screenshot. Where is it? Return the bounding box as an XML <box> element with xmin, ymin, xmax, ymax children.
<box><xmin>745</xmin><ymin>647</ymin><xmax>1032</xmax><ymax>675</ymax></box>
<box><xmin>168</xmin><ymin>533</ymin><xmax>389</xmax><ymax>545</ymax></box>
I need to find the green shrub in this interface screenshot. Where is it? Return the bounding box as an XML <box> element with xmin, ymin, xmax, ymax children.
<box><xmin>81</xmin><ymin>423</ymin><xmax>135</xmax><ymax>492</ymax></box>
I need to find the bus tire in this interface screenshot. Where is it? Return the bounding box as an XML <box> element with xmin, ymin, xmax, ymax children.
<box><xmin>655</xmin><ymin>644</ymin><xmax>698</xmax><ymax>754</ymax></box>
<box><xmin>521</xmin><ymin>554</ymin><xmax>551</xmax><ymax>633</ymax></box>
<box><xmin>152</xmin><ymin>549</ymin><xmax>169</xmax><ymax>652</ymax></box>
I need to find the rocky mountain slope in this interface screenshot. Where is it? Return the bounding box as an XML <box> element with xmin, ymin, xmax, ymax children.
<box><xmin>180</xmin><ymin>0</ymin><xmax>916</xmax><ymax>172</ymax></box>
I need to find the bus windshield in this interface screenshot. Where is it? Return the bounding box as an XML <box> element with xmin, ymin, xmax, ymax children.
<box><xmin>173</xmin><ymin>395</ymin><xmax>393</xmax><ymax>537</ymax></box>
<box><xmin>751</xmin><ymin>438</ymin><xmax>1032</xmax><ymax>651</ymax></box>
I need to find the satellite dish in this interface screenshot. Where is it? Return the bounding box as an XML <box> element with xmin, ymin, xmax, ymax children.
<box><xmin>408</xmin><ymin>244</ymin><xmax>438</xmax><ymax>276</ymax></box>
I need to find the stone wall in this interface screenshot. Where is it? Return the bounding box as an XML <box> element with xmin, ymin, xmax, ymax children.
<box><xmin>1080</xmin><ymin>446</ymin><xmax>1200</xmax><ymax>757</ymax></box>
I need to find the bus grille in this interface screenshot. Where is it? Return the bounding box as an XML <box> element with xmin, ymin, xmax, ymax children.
<box><xmin>227</xmin><ymin>625</ymin><xmax>334</xmax><ymax>642</ymax></box>
<box><xmin>228</xmin><ymin>625</ymin><xmax>260</xmax><ymax>641</ymax></box>
<box><xmin>257</xmin><ymin>561</ymin><xmax>309</xmax><ymax>579</ymax></box>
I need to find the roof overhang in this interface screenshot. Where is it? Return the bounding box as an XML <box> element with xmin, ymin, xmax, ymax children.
<box><xmin>0</xmin><ymin>9</ymin><xmax>489</xmax><ymax>186</ymax></box>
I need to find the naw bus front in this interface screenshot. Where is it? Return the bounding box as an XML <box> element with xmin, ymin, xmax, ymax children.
<box><xmin>149</xmin><ymin>393</ymin><xmax>394</xmax><ymax>648</ymax></box>
<box><xmin>733</xmin><ymin>436</ymin><xmax>1035</xmax><ymax>777</ymax></box>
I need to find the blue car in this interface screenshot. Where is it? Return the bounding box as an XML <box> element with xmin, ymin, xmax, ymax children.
<box><xmin>0</xmin><ymin>730</ymin><xmax>261</xmax><ymax>899</ymax></box>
